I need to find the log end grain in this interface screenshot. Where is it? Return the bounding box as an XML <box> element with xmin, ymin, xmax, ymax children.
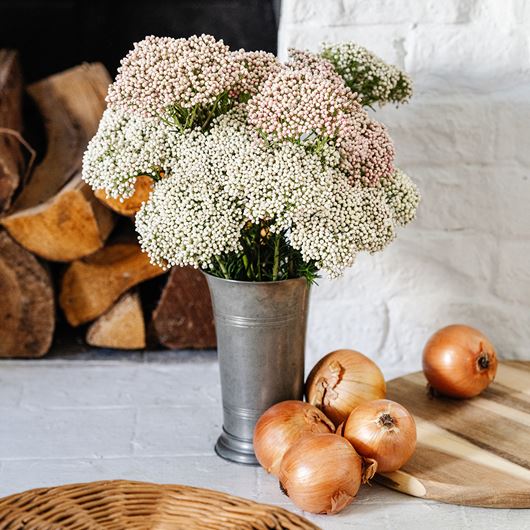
<box><xmin>1</xmin><ymin>175</ymin><xmax>115</xmax><ymax>261</ymax></box>
<box><xmin>86</xmin><ymin>291</ymin><xmax>145</xmax><ymax>350</ymax></box>
<box><xmin>60</xmin><ymin>243</ymin><xmax>165</xmax><ymax>326</ymax></box>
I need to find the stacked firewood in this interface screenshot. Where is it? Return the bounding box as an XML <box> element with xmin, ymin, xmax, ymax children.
<box><xmin>0</xmin><ymin>51</ymin><xmax>216</xmax><ymax>358</ymax></box>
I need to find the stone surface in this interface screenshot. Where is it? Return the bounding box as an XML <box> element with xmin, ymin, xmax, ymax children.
<box><xmin>279</xmin><ymin>0</ymin><xmax>530</xmax><ymax>368</ymax></box>
<box><xmin>0</xmin><ymin>354</ymin><xmax>528</xmax><ymax>529</ymax></box>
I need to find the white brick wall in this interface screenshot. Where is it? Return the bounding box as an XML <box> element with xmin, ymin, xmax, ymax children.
<box><xmin>278</xmin><ymin>0</ymin><xmax>530</xmax><ymax>375</ymax></box>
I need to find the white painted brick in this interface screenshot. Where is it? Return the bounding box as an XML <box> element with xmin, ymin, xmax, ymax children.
<box><xmin>306</xmin><ymin>229</ymin><xmax>509</xmax><ymax>370</ymax></box>
<box><xmin>0</xmin><ymin>370</ymin><xmax>22</xmax><ymax>406</ymax></box>
<box><xmin>494</xmin><ymin>240</ymin><xmax>530</xmax><ymax>305</ymax></box>
<box><xmin>404</xmin><ymin>165</ymin><xmax>530</xmax><ymax>238</ymax></box>
<box><xmin>306</xmin><ymin>298</ymin><xmax>392</xmax><ymax>371</ymax></box>
<box><xmin>280</xmin><ymin>0</ymin><xmax>344</xmax><ymax>25</ymax></box>
<box><xmin>281</xmin><ymin>0</ymin><xmax>480</xmax><ymax>27</ymax></box>
<box><xmin>383</xmin><ymin>295</ymin><xmax>530</xmax><ymax>363</ymax></box>
<box><xmin>0</xmin><ymin>456</ymin><xmax>260</xmax><ymax>501</ymax></box>
<box><xmin>376</xmin><ymin>89</ymin><xmax>530</xmax><ymax>166</ymax></box>
<box><xmin>0</xmin><ymin>361</ymin><xmax>529</xmax><ymax>528</ymax></box>
<box><xmin>340</xmin><ymin>0</ymin><xmax>477</xmax><ymax>25</ymax></box>
<box><xmin>278</xmin><ymin>23</ymin><xmax>409</xmax><ymax>64</ymax></box>
<box><xmin>406</xmin><ymin>24</ymin><xmax>529</xmax><ymax>75</ymax></box>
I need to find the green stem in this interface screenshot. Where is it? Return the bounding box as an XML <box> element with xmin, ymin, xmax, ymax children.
<box><xmin>215</xmin><ymin>256</ymin><xmax>229</xmax><ymax>279</ymax></box>
<box><xmin>272</xmin><ymin>233</ymin><xmax>280</xmax><ymax>281</ymax></box>
<box><xmin>202</xmin><ymin>92</ymin><xmax>225</xmax><ymax>131</ymax></box>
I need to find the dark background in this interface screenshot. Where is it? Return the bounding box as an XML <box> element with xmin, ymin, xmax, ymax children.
<box><xmin>0</xmin><ymin>0</ymin><xmax>279</xmax><ymax>82</ymax></box>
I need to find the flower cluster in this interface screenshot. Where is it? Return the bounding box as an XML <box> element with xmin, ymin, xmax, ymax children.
<box><xmin>232</xmin><ymin>50</ymin><xmax>282</xmax><ymax>97</ymax></box>
<box><xmin>321</xmin><ymin>42</ymin><xmax>413</xmax><ymax>107</ymax></box>
<box><xmin>82</xmin><ymin>108</ymin><xmax>182</xmax><ymax>198</ymax></box>
<box><xmin>379</xmin><ymin>169</ymin><xmax>420</xmax><ymax>226</ymax></box>
<box><xmin>135</xmin><ymin>129</ymin><xmax>245</xmax><ymax>269</ymax></box>
<box><xmin>247</xmin><ymin>66</ymin><xmax>360</xmax><ymax>145</ymax></box>
<box><xmin>248</xmin><ymin>48</ymin><xmax>395</xmax><ymax>185</ymax></box>
<box><xmin>338</xmin><ymin>119</ymin><xmax>395</xmax><ymax>185</ymax></box>
<box><xmin>84</xmin><ymin>35</ymin><xmax>419</xmax><ymax>280</ymax></box>
<box><xmin>107</xmin><ymin>35</ymin><xmax>244</xmax><ymax>119</ymax></box>
<box><xmin>135</xmin><ymin>112</ymin><xmax>416</xmax><ymax>277</ymax></box>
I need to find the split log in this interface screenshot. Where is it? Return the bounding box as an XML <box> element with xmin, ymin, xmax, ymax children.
<box><xmin>152</xmin><ymin>267</ymin><xmax>216</xmax><ymax>349</ymax></box>
<box><xmin>86</xmin><ymin>291</ymin><xmax>145</xmax><ymax>349</ymax></box>
<box><xmin>0</xmin><ymin>50</ymin><xmax>24</xmax><ymax>213</ymax></box>
<box><xmin>95</xmin><ymin>175</ymin><xmax>154</xmax><ymax>216</ymax></box>
<box><xmin>1</xmin><ymin>173</ymin><xmax>115</xmax><ymax>261</ymax></box>
<box><xmin>60</xmin><ymin>242</ymin><xmax>165</xmax><ymax>326</ymax></box>
<box><xmin>0</xmin><ymin>230</ymin><xmax>54</xmax><ymax>358</ymax></box>
<box><xmin>13</xmin><ymin>62</ymin><xmax>110</xmax><ymax>211</ymax></box>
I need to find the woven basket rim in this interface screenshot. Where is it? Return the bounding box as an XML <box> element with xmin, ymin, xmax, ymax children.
<box><xmin>0</xmin><ymin>479</ymin><xmax>320</xmax><ymax>530</ymax></box>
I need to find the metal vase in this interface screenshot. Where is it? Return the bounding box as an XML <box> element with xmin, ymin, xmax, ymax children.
<box><xmin>204</xmin><ymin>274</ymin><xmax>310</xmax><ymax>465</ymax></box>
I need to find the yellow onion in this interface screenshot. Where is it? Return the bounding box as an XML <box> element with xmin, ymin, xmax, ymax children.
<box><xmin>423</xmin><ymin>324</ymin><xmax>498</xmax><ymax>398</ymax></box>
<box><xmin>253</xmin><ymin>401</ymin><xmax>334</xmax><ymax>476</ymax></box>
<box><xmin>305</xmin><ymin>349</ymin><xmax>386</xmax><ymax>426</ymax></box>
<box><xmin>343</xmin><ymin>399</ymin><xmax>416</xmax><ymax>473</ymax></box>
<box><xmin>279</xmin><ymin>433</ymin><xmax>376</xmax><ymax>515</ymax></box>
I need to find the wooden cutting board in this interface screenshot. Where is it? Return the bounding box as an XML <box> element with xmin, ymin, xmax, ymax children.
<box><xmin>375</xmin><ymin>361</ymin><xmax>530</xmax><ymax>508</ymax></box>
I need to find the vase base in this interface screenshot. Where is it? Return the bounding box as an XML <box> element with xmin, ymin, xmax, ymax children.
<box><xmin>215</xmin><ymin>429</ymin><xmax>259</xmax><ymax>465</ymax></box>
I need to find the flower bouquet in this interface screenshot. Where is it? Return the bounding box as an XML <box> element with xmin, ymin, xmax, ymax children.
<box><xmin>83</xmin><ymin>35</ymin><xmax>418</xmax><ymax>281</ymax></box>
<box><xmin>82</xmin><ymin>35</ymin><xmax>419</xmax><ymax>463</ymax></box>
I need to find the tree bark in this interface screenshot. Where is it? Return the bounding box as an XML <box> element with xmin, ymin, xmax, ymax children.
<box><xmin>0</xmin><ymin>49</ymin><xmax>24</xmax><ymax>213</ymax></box>
<box><xmin>152</xmin><ymin>267</ymin><xmax>216</xmax><ymax>349</ymax></box>
<box><xmin>0</xmin><ymin>230</ymin><xmax>55</xmax><ymax>357</ymax></box>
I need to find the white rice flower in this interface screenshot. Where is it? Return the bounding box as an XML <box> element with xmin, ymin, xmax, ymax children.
<box><xmin>82</xmin><ymin>108</ymin><xmax>182</xmax><ymax>198</ymax></box>
<box><xmin>83</xmin><ymin>36</ymin><xmax>419</xmax><ymax>280</ymax></box>
<box><xmin>380</xmin><ymin>169</ymin><xmax>421</xmax><ymax>226</ymax></box>
<box><xmin>135</xmin><ymin>111</ymin><xmax>415</xmax><ymax>277</ymax></box>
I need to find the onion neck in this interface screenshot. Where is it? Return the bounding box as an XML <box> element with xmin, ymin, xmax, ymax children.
<box><xmin>477</xmin><ymin>350</ymin><xmax>490</xmax><ymax>370</ymax></box>
<box><xmin>378</xmin><ymin>413</ymin><xmax>395</xmax><ymax>428</ymax></box>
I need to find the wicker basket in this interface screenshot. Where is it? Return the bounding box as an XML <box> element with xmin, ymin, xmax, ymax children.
<box><xmin>0</xmin><ymin>480</ymin><xmax>320</xmax><ymax>529</ymax></box>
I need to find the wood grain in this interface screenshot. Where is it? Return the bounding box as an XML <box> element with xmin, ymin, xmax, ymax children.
<box><xmin>152</xmin><ymin>266</ymin><xmax>216</xmax><ymax>349</ymax></box>
<box><xmin>13</xmin><ymin>63</ymin><xmax>110</xmax><ymax>211</ymax></box>
<box><xmin>376</xmin><ymin>361</ymin><xmax>530</xmax><ymax>508</ymax></box>
<box><xmin>0</xmin><ymin>230</ymin><xmax>54</xmax><ymax>357</ymax></box>
<box><xmin>2</xmin><ymin>173</ymin><xmax>115</xmax><ymax>261</ymax></box>
<box><xmin>86</xmin><ymin>291</ymin><xmax>146</xmax><ymax>350</ymax></box>
<box><xmin>59</xmin><ymin>243</ymin><xmax>165</xmax><ymax>326</ymax></box>
<box><xmin>0</xmin><ymin>49</ymin><xmax>24</xmax><ymax>213</ymax></box>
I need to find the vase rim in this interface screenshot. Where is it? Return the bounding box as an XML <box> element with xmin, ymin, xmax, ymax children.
<box><xmin>201</xmin><ymin>271</ymin><xmax>308</xmax><ymax>286</ymax></box>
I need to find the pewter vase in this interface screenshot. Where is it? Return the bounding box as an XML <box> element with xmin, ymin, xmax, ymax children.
<box><xmin>204</xmin><ymin>274</ymin><xmax>309</xmax><ymax>465</ymax></box>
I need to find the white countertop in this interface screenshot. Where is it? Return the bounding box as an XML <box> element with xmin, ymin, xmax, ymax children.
<box><xmin>0</xmin><ymin>350</ymin><xmax>528</xmax><ymax>529</ymax></box>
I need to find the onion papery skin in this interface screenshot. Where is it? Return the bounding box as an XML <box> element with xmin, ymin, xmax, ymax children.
<box><xmin>343</xmin><ymin>399</ymin><xmax>416</xmax><ymax>473</ymax></box>
<box><xmin>422</xmin><ymin>324</ymin><xmax>498</xmax><ymax>399</ymax></box>
<box><xmin>253</xmin><ymin>401</ymin><xmax>334</xmax><ymax>477</ymax></box>
<box><xmin>305</xmin><ymin>349</ymin><xmax>386</xmax><ymax>426</ymax></box>
<box><xmin>279</xmin><ymin>433</ymin><xmax>364</xmax><ymax>515</ymax></box>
